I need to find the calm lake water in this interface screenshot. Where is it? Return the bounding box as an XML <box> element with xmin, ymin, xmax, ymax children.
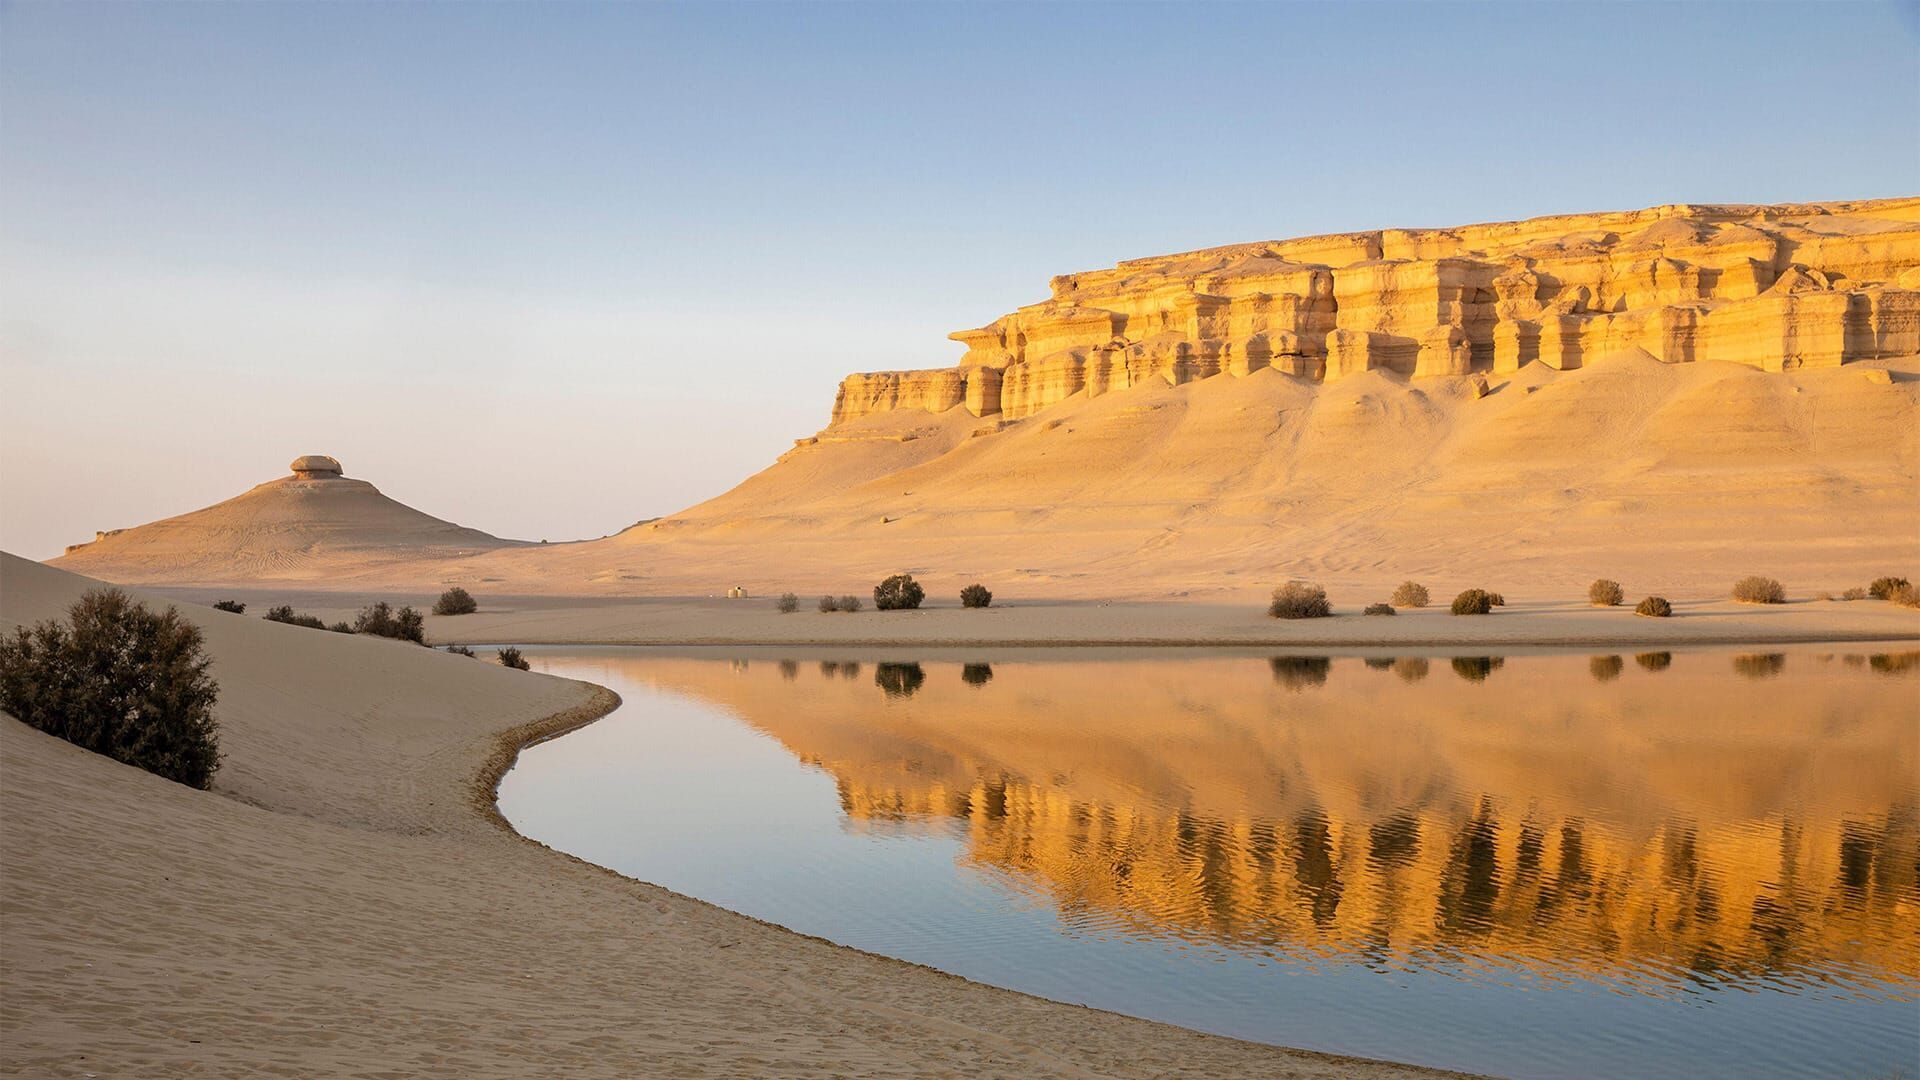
<box><xmin>497</xmin><ymin>647</ymin><xmax>1920</xmax><ymax>1079</ymax></box>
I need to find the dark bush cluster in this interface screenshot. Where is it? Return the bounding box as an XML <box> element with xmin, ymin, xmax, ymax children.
<box><xmin>1635</xmin><ymin>596</ymin><xmax>1673</xmax><ymax>618</ymax></box>
<box><xmin>1488</xmin><ymin>592</ymin><xmax>1506</xmax><ymax>607</ymax></box>
<box><xmin>264</xmin><ymin>604</ymin><xmax>327</xmax><ymax>630</ymax></box>
<box><xmin>354</xmin><ymin>602</ymin><xmax>426</xmax><ymax>644</ymax></box>
<box><xmin>1588</xmin><ymin>579</ymin><xmax>1624</xmax><ymax>607</ymax></box>
<box><xmin>819</xmin><ymin>595</ymin><xmax>863</xmax><ymax>613</ymax></box>
<box><xmin>1891</xmin><ymin>583</ymin><xmax>1920</xmax><ymax>609</ymax></box>
<box><xmin>1451</xmin><ymin>589</ymin><xmax>1493</xmax><ymax>615</ymax></box>
<box><xmin>0</xmin><ymin>589</ymin><xmax>221</xmax><ymax>789</ymax></box>
<box><xmin>1390</xmin><ymin>581</ymin><xmax>1429</xmax><ymax>608</ymax></box>
<box><xmin>1868</xmin><ymin>576</ymin><xmax>1911</xmax><ymax>600</ymax></box>
<box><xmin>212</xmin><ymin>599</ymin><xmax>247</xmax><ymax>614</ymax></box>
<box><xmin>1732</xmin><ymin>576</ymin><xmax>1785</xmax><ymax>604</ymax></box>
<box><xmin>497</xmin><ymin>646</ymin><xmax>531</xmax><ymax>671</ymax></box>
<box><xmin>873</xmin><ymin>574</ymin><xmax>925</xmax><ymax>611</ymax></box>
<box><xmin>432</xmin><ymin>587</ymin><xmax>477</xmax><ymax>616</ymax></box>
<box><xmin>1363</xmin><ymin>603</ymin><xmax>1396</xmax><ymax>616</ymax></box>
<box><xmin>776</xmin><ymin>592</ymin><xmax>799</xmax><ymax>614</ymax></box>
<box><xmin>960</xmin><ymin>584</ymin><xmax>993</xmax><ymax>609</ymax></box>
<box><xmin>446</xmin><ymin>644</ymin><xmax>477</xmax><ymax>657</ymax></box>
<box><xmin>1268</xmin><ymin>581</ymin><xmax>1331</xmax><ymax>619</ymax></box>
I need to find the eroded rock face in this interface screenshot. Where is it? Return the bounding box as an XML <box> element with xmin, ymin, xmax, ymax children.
<box><xmin>830</xmin><ymin>198</ymin><xmax>1920</xmax><ymax>424</ymax></box>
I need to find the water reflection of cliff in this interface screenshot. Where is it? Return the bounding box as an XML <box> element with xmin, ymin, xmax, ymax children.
<box><xmin>633</xmin><ymin>651</ymin><xmax>1920</xmax><ymax>996</ymax></box>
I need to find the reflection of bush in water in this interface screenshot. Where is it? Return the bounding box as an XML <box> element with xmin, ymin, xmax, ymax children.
<box><xmin>1590</xmin><ymin>655</ymin><xmax>1624</xmax><ymax>682</ymax></box>
<box><xmin>1269</xmin><ymin>655</ymin><xmax>1332</xmax><ymax>690</ymax></box>
<box><xmin>1635</xmin><ymin>652</ymin><xmax>1673</xmax><ymax>672</ymax></box>
<box><xmin>1452</xmin><ymin>656</ymin><xmax>1504</xmax><ymax>682</ymax></box>
<box><xmin>1733</xmin><ymin>653</ymin><xmax>1787</xmax><ymax>679</ymax></box>
<box><xmin>1363</xmin><ymin>657</ymin><xmax>1396</xmax><ymax>670</ymax></box>
<box><xmin>875</xmin><ymin>662</ymin><xmax>926</xmax><ymax>697</ymax></box>
<box><xmin>1392</xmin><ymin>657</ymin><xmax>1430</xmax><ymax>683</ymax></box>
<box><xmin>961</xmin><ymin>662</ymin><xmax>994</xmax><ymax>686</ymax></box>
<box><xmin>1869</xmin><ymin>651</ymin><xmax>1920</xmax><ymax>674</ymax></box>
<box><xmin>778</xmin><ymin>660</ymin><xmax>798</xmax><ymax>681</ymax></box>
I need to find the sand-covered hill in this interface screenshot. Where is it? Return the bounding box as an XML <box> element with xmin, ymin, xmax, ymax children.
<box><xmin>52</xmin><ymin>455</ymin><xmax>523</xmax><ymax>586</ymax></box>
<box><xmin>46</xmin><ymin>201</ymin><xmax>1920</xmax><ymax>599</ymax></box>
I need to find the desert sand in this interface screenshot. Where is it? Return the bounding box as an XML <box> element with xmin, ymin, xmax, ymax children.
<box><xmin>0</xmin><ymin>553</ymin><xmax>1458</xmax><ymax>1078</ymax></box>
<box><xmin>49</xmin><ymin>201</ymin><xmax>1920</xmax><ymax>604</ymax></box>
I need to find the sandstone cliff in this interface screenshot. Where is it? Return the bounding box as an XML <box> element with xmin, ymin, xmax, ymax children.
<box><xmin>832</xmin><ymin>199</ymin><xmax>1920</xmax><ymax>424</ymax></box>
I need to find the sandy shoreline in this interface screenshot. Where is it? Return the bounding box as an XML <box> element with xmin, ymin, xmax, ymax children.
<box><xmin>2</xmin><ymin>553</ymin><xmax>1463</xmax><ymax>1078</ymax></box>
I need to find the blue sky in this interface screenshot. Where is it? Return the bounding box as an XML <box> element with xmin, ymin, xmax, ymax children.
<box><xmin>3</xmin><ymin>1</ymin><xmax>1916</xmax><ymax>558</ymax></box>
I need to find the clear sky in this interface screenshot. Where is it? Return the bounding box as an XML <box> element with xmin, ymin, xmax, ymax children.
<box><xmin>3</xmin><ymin>1</ymin><xmax>1916</xmax><ymax>559</ymax></box>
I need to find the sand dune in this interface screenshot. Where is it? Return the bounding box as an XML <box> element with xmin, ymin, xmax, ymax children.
<box><xmin>0</xmin><ymin>554</ymin><xmax>1449</xmax><ymax>1077</ymax></box>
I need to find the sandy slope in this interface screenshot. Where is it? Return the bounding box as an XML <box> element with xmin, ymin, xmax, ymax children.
<box><xmin>0</xmin><ymin>554</ymin><xmax>1453</xmax><ymax>1078</ymax></box>
<box><xmin>52</xmin><ymin>472</ymin><xmax>522</xmax><ymax>586</ymax></box>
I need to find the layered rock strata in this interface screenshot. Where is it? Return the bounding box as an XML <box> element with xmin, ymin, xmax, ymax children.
<box><xmin>832</xmin><ymin>199</ymin><xmax>1920</xmax><ymax>424</ymax></box>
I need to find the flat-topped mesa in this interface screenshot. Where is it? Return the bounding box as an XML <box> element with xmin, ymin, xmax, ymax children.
<box><xmin>828</xmin><ymin>198</ymin><xmax>1920</xmax><ymax>424</ymax></box>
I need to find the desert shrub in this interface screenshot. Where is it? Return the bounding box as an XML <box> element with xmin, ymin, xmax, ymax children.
<box><xmin>1268</xmin><ymin>581</ymin><xmax>1332</xmax><ymax>619</ymax></box>
<box><xmin>1634</xmin><ymin>595</ymin><xmax>1673</xmax><ymax>618</ymax></box>
<box><xmin>874</xmin><ymin>661</ymin><xmax>925</xmax><ymax>697</ymax></box>
<box><xmin>446</xmin><ymin>644</ymin><xmax>476</xmax><ymax>657</ymax></box>
<box><xmin>1488</xmin><ymin>592</ymin><xmax>1506</xmax><ymax>607</ymax></box>
<box><xmin>1269</xmin><ymin>655</ymin><xmax>1332</xmax><ymax>690</ymax></box>
<box><xmin>1451</xmin><ymin>589</ymin><xmax>1493</xmax><ymax>615</ymax></box>
<box><xmin>432</xmin><ymin>587</ymin><xmax>477</xmax><ymax>616</ymax></box>
<box><xmin>1891</xmin><ymin>583</ymin><xmax>1920</xmax><ymax>609</ymax></box>
<box><xmin>873</xmin><ymin>574</ymin><xmax>925</xmax><ymax>611</ymax></box>
<box><xmin>1363</xmin><ymin>603</ymin><xmax>1396</xmax><ymax>616</ymax></box>
<box><xmin>838</xmin><ymin>595</ymin><xmax>863</xmax><ymax>613</ymax></box>
<box><xmin>1588</xmin><ymin>579</ymin><xmax>1624</xmax><ymax>607</ymax></box>
<box><xmin>1868</xmin><ymin>576</ymin><xmax>1911</xmax><ymax>600</ymax></box>
<box><xmin>960</xmin><ymin>584</ymin><xmax>993</xmax><ymax>609</ymax></box>
<box><xmin>1841</xmin><ymin>587</ymin><xmax>1869</xmax><ymax>601</ymax></box>
<box><xmin>1589</xmin><ymin>655</ymin><xmax>1624</xmax><ymax>682</ymax></box>
<box><xmin>497</xmin><ymin>646</ymin><xmax>530</xmax><ymax>671</ymax></box>
<box><xmin>327</xmin><ymin>621</ymin><xmax>355</xmax><ymax>634</ymax></box>
<box><xmin>212</xmin><ymin>599</ymin><xmax>247</xmax><ymax>614</ymax></box>
<box><xmin>1390</xmin><ymin>581</ymin><xmax>1430</xmax><ymax>608</ymax></box>
<box><xmin>1635</xmin><ymin>651</ymin><xmax>1673</xmax><ymax>671</ymax></box>
<box><xmin>0</xmin><ymin>588</ymin><xmax>220</xmax><ymax>789</ymax></box>
<box><xmin>776</xmin><ymin>592</ymin><xmax>799</xmax><ymax>614</ymax></box>
<box><xmin>961</xmin><ymin>663</ymin><xmax>994</xmax><ymax>686</ymax></box>
<box><xmin>818</xmin><ymin>595</ymin><xmax>839</xmax><ymax>613</ymax></box>
<box><xmin>263</xmin><ymin>605</ymin><xmax>326</xmax><ymax>630</ymax></box>
<box><xmin>354</xmin><ymin>602</ymin><xmax>426</xmax><ymax>644</ymax></box>
<box><xmin>1732</xmin><ymin>576</ymin><xmax>1785</xmax><ymax>604</ymax></box>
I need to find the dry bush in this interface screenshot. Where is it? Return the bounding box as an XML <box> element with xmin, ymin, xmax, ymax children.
<box><xmin>1588</xmin><ymin>579</ymin><xmax>1624</xmax><ymax>607</ymax></box>
<box><xmin>960</xmin><ymin>584</ymin><xmax>993</xmax><ymax>609</ymax></box>
<box><xmin>496</xmin><ymin>646</ymin><xmax>530</xmax><ymax>671</ymax></box>
<box><xmin>838</xmin><ymin>595</ymin><xmax>863</xmax><ymax>613</ymax></box>
<box><xmin>818</xmin><ymin>595</ymin><xmax>839</xmax><ymax>613</ymax></box>
<box><xmin>1732</xmin><ymin>576</ymin><xmax>1785</xmax><ymax>604</ymax></box>
<box><xmin>776</xmin><ymin>592</ymin><xmax>799</xmax><ymax>614</ymax></box>
<box><xmin>354</xmin><ymin>602</ymin><xmax>426</xmax><ymax>644</ymax></box>
<box><xmin>1268</xmin><ymin>581</ymin><xmax>1332</xmax><ymax>619</ymax></box>
<box><xmin>1890</xmin><ymin>583</ymin><xmax>1920</xmax><ymax>609</ymax></box>
<box><xmin>432</xmin><ymin>587</ymin><xmax>477</xmax><ymax>616</ymax></box>
<box><xmin>1635</xmin><ymin>596</ymin><xmax>1673</xmax><ymax>618</ymax></box>
<box><xmin>1363</xmin><ymin>603</ymin><xmax>1396</xmax><ymax>616</ymax></box>
<box><xmin>1488</xmin><ymin>592</ymin><xmax>1506</xmax><ymax>607</ymax></box>
<box><xmin>1451</xmin><ymin>589</ymin><xmax>1493</xmax><ymax>615</ymax></box>
<box><xmin>873</xmin><ymin>574</ymin><xmax>924</xmax><ymax>611</ymax></box>
<box><xmin>0</xmin><ymin>588</ymin><xmax>220</xmax><ymax>789</ymax></box>
<box><xmin>212</xmin><ymin>599</ymin><xmax>246</xmax><ymax>614</ymax></box>
<box><xmin>1869</xmin><ymin>576</ymin><xmax>1911</xmax><ymax>600</ymax></box>
<box><xmin>446</xmin><ymin>644</ymin><xmax>476</xmax><ymax>657</ymax></box>
<box><xmin>264</xmin><ymin>604</ymin><xmax>326</xmax><ymax>630</ymax></box>
<box><xmin>1841</xmin><ymin>587</ymin><xmax>1869</xmax><ymax>601</ymax></box>
<box><xmin>1390</xmin><ymin>581</ymin><xmax>1430</xmax><ymax>608</ymax></box>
